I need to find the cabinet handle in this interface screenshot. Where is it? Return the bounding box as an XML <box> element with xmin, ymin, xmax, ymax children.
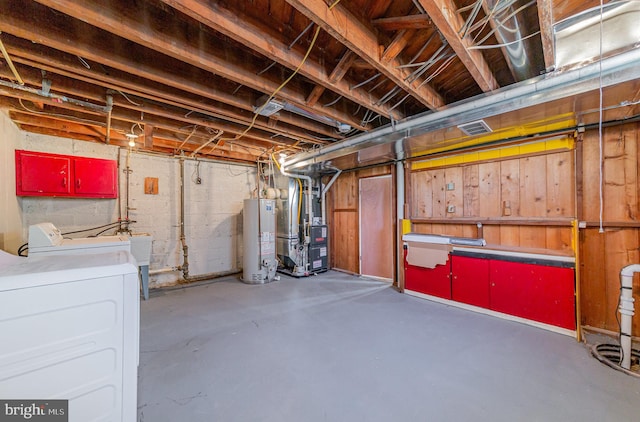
<box><xmin>62</xmin><ymin>177</ymin><xmax>67</xmax><ymax>187</ymax></box>
<box><xmin>76</xmin><ymin>179</ymin><xmax>81</xmax><ymax>189</ymax></box>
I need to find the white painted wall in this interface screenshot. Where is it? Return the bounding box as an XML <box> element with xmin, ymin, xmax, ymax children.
<box><xmin>0</xmin><ymin>111</ymin><xmax>257</xmax><ymax>288</ymax></box>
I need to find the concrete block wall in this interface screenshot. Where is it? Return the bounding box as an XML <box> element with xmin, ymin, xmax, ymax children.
<box><xmin>1</xmin><ymin>112</ymin><xmax>257</xmax><ymax>288</ymax></box>
<box><xmin>17</xmin><ymin>133</ymin><xmax>121</xmax><ymax>244</ymax></box>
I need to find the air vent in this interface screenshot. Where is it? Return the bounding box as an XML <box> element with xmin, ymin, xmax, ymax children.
<box><xmin>457</xmin><ymin>120</ymin><xmax>492</xmax><ymax>136</ymax></box>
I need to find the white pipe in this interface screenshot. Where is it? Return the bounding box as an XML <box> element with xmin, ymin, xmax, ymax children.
<box><xmin>395</xmin><ymin>140</ymin><xmax>405</xmax><ymax>286</ymax></box>
<box><xmin>321</xmin><ymin>170</ymin><xmax>342</xmax><ymax>225</ymax></box>
<box><xmin>619</xmin><ymin>264</ymin><xmax>640</xmax><ymax>369</ymax></box>
<box><xmin>149</xmin><ymin>267</ymin><xmax>179</xmax><ymax>275</ymax></box>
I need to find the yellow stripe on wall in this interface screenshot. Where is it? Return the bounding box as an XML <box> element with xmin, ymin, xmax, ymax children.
<box><xmin>412</xmin><ymin>137</ymin><xmax>575</xmax><ymax>171</ymax></box>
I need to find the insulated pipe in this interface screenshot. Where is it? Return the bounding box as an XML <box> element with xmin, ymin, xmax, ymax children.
<box><xmin>619</xmin><ymin>264</ymin><xmax>640</xmax><ymax>369</ymax></box>
<box><xmin>0</xmin><ymin>78</ymin><xmax>109</xmax><ymax>113</ymax></box>
<box><xmin>321</xmin><ymin>170</ymin><xmax>342</xmax><ymax>225</ymax></box>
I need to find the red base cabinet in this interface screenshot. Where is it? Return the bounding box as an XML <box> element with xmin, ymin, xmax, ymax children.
<box><xmin>404</xmin><ymin>245</ymin><xmax>576</xmax><ymax>331</ymax></box>
<box><xmin>451</xmin><ymin>255</ymin><xmax>490</xmax><ymax>308</ymax></box>
<box><xmin>16</xmin><ymin>150</ymin><xmax>118</xmax><ymax>198</ymax></box>
<box><xmin>489</xmin><ymin>260</ymin><xmax>576</xmax><ymax>330</ymax></box>
<box><xmin>404</xmin><ymin>250</ymin><xmax>451</xmax><ymax>299</ymax></box>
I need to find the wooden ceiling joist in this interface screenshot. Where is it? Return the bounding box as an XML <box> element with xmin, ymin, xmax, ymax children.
<box><xmin>285</xmin><ymin>0</ymin><xmax>445</xmax><ymax>110</ymax></box>
<box><xmin>417</xmin><ymin>0</ymin><xmax>499</xmax><ymax>92</ymax></box>
<box><xmin>29</xmin><ymin>0</ymin><xmax>369</xmax><ymax>131</ymax></box>
<box><xmin>158</xmin><ymin>0</ymin><xmax>403</xmax><ymax>120</ymax></box>
<box><xmin>537</xmin><ymin>0</ymin><xmax>556</xmax><ymax>72</ymax></box>
<box><xmin>10</xmin><ymin>50</ymin><xmax>338</xmax><ymax>142</ymax></box>
<box><xmin>372</xmin><ymin>14</ymin><xmax>433</xmax><ymax>31</ymax></box>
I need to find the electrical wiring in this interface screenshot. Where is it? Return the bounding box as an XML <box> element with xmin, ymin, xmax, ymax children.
<box><xmin>117</xmin><ymin>90</ymin><xmax>142</xmax><ymax>106</ymax></box>
<box><xmin>466</xmin><ymin>31</ymin><xmax>541</xmax><ymax>50</ymax></box>
<box><xmin>598</xmin><ymin>0</ymin><xmax>605</xmax><ymax>234</ymax></box>
<box><xmin>231</xmin><ymin>24</ymin><xmax>322</xmax><ymax>144</ymax></box>
<box><xmin>77</xmin><ymin>56</ymin><xmax>91</xmax><ymax>69</ymax></box>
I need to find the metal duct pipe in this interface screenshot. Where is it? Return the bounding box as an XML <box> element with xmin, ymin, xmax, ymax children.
<box><xmin>619</xmin><ymin>264</ymin><xmax>640</xmax><ymax>369</ymax></box>
<box><xmin>321</xmin><ymin>170</ymin><xmax>342</xmax><ymax>225</ymax></box>
<box><xmin>281</xmin><ymin>47</ymin><xmax>640</xmax><ymax>171</ymax></box>
<box><xmin>484</xmin><ymin>0</ymin><xmax>543</xmax><ymax>81</ymax></box>
<box><xmin>278</xmin><ymin>165</ymin><xmax>313</xmax><ymax>242</ymax></box>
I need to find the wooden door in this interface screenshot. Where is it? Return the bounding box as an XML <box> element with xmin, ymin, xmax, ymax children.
<box><xmin>359</xmin><ymin>175</ymin><xmax>394</xmax><ymax>280</ymax></box>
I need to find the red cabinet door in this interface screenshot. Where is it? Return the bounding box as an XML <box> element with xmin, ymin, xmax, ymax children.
<box><xmin>404</xmin><ymin>252</ymin><xmax>451</xmax><ymax>299</ymax></box>
<box><xmin>489</xmin><ymin>260</ymin><xmax>576</xmax><ymax>330</ymax></box>
<box><xmin>74</xmin><ymin>157</ymin><xmax>118</xmax><ymax>198</ymax></box>
<box><xmin>16</xmin><ymin>150</ymin><xmax>72</xmax><ymax>196</ymax></box>
<box><xmin>451</xmin><ymin>255</ymin><xmax>490</xmax><ymax>308</ymax></box>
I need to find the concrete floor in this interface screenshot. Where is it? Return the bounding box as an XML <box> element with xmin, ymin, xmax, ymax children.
<box><xmin>138</xmin><ymin>271</ymin><xmax>640</xmax><ymax>422</ymax></box>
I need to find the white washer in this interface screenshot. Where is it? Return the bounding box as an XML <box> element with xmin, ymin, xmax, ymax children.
<box><xmin>28</xmin><ymin>222</ymin><xmax>131</xmax><ymax>257</ymax></box>
<box><xmin>0</xmin><ymin>250</ymin><xmax>139</xmax><ymax>422</ymax></box>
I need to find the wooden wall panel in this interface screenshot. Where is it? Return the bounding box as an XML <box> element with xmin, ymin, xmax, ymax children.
<box><xmin>333</xmin><ymin>172</ymin><xmax>358</xmax><ymax>210</ymax></box>
<box><xmin>545</xmin><ymin>227</ymin><xmax>572</xmax><ymax>252</ymax></box>
<box><xmin>445</xmin><ymin>167</ymin><xmax>464</xmax><ymax>217</ymax></box>
<box><xmin>411</xmin><ymin>171</ymin><xmax>431</xmax><ymax>218</ymax></box>
<box><xmin>500</xmin><ymin>159</ymin><xmax>520</xmax><ymax>217</ymax></box>
<box><xmin>463</xmin><ymin>164</ymin><xmax>480</xmax><ymax>216</ymax></box>
<box><xmin>546</xmin><ymin>151</ymin><xmax>574</xmax><ymax>217</ymax></box>
<box><xmin>478</xmin><ymin>162</ymin><xmax>501</xmax><ymax>217</ymax></box>
<box><xmin>580</xmin><ymin>123</ymin><xmax>640</xmax><ymax>331</ymax></box>
<box><xmin>581</xmin><ymin>229</ymin><xmax>607</xmax><ymax>326</ymax></box>
<box><xmin>331</xmin><ymin>211</ymin><xmax>358</xmax><ymax>273</ymax></box>
<box><xmin>519</xmin><ymin>155</ymin><xmax>547</xmax><ymax>217</ymax></box>
<box><xmin>431</xmin><ymin>169</ymin><xmax>446</xmax><ymax>218</ymax></box>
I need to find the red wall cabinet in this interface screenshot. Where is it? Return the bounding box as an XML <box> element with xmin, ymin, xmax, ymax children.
<box><xmin>16</xmin><ymin>150</ymin><xmax>118</xmax><ymax>198</ymax></box>
<box><xmin>404</xmin><ymin>249</ymin><xmax>451</xmax><ymax>299</ymax></box>
<box><xmin>451</xmin><ymin>255</ymin><xmax>490</xmax><ymax>308</ymax></box>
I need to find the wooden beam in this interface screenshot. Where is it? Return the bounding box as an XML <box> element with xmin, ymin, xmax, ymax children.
<box><xmin>306</xmin><ymin>85</ymin><xmax>325</xmax><ymax>107</ymax></box>
<box><xmin>158</xmin><ymin>0</ymin><xmax>402</xmax><ymax>119</ymax></box>
<box><xmin>10</xmin><ymin>111</ymin><xmax>127</xmax><ymax>142</ymax></box>
<box><xmin>1</xmin><ymin>41</ymin><xmax>334</xmax><ymax>144</ymax></box>
<box><xmin>306</xmin><ymin>50</ymin><xmax>356</xmax><ymax>106</ymax></box>
<box><xmin>30</xmin><ymin>0</ymin><xmax>369</xmax><ymax>130</ymax></box>
<box><xmin>285</xmin><ymin>0</ymin><xmax>445</xmax><ymax>110</ymax></box>
<box><xmin>417</xmin><ymin>0</ymin><xmax>499</xmax><ymax>92</ymax></box>
<box><xmin>381</xmin><ymin>30</ymin><xmax>413</xmax><ymax>63</ymax></box>
<box><xmin>5</xmin><ymin>0</ymin><xmax>367</xmax><ymax>131</ymax></box>
<box><xmin>144</xmin><ymin>124</ymin><xmax>154</xmax><ymax>149</ymax></box>
<box><xmin>372</xmin><ymin>15</ymin><xmax>433</xmax><ymax>31</ymax></box>
<box><xmin>537</xmin><ymin>0</ymin><xmax>556</xmax><ymax>72</ymax></box>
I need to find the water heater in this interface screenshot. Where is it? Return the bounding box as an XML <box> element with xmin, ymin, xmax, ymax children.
<box><xmin>242</xmin><ymin>199</ymin><xmax>277</xmax><ymax>283</ymax></box>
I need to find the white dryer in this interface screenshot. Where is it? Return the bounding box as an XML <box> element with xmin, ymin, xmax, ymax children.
<box><xmin>0</xmin><ymin>250</ymin><xmax>139</xmax><ymax>422</ymax></box>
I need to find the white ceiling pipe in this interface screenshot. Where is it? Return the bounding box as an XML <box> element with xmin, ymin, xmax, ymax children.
<box><xmin>619</xmin><ymin>264</ymin><xmax>640</xmax><ymax>369</ymax></box>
